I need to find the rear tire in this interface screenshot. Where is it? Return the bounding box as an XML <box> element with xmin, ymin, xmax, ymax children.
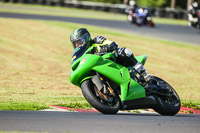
<box><xmin>81</xmin><ymin>80</ymin><xmax>120</xmax><ymax>114</ymax></box>
<box><xmin>152</xmin><ymin>77</ymin><xmax>181</xmax><ymax>115</ymax></box>
<box><xmin>148</xmin><ymin>21</ymin><xmax>155</xmax><ymax>27</ymax></box>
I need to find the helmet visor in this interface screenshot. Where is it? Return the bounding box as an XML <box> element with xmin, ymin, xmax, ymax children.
<box><xmin>72</xmin><ymin>39</ymin><xmax>86</xmax><ymax>49</ymax></box>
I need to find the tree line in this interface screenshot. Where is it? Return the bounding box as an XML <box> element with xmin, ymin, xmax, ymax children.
<box><xmin>78</xmin><ymin>0</ymin><xmax>200</xmax><ymax>9</ymax></box>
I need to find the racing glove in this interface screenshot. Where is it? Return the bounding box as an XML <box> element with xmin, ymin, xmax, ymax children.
<box><xmin>100</xmin><ymin>42</ymin><xmax>118</xmax><ymax>53</ymax></box>
<box><xmin>93</xmin><ymin>36</ymin><xmax>106</xmax><ymax>44</ymax></box>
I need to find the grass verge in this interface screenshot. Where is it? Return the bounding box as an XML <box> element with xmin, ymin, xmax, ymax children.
<box><xmin>0</xmin><ymin>17</ymin><xmax>199</xmax><ymax>110</ymax></box>
<box><xmin>181</xmin><ymin>100</ymin><xmax>200</xmax><ymax>110</ymax></box>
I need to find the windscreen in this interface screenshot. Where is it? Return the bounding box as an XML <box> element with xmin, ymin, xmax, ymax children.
<box><xmin>71</xmin><ymin>46</ymin><xmax>88</xmax><ymax>64</ymax></box>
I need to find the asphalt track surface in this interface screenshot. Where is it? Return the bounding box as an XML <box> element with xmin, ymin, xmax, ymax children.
<box><xmin>0</xmin><ymin>12</ymin><xmax>200</xmax><ymax>45</ymax></box>
<box><xmin>0</xmin><ymin>111</ymin><xmax>200</xmax><ymax>133</ymax></box>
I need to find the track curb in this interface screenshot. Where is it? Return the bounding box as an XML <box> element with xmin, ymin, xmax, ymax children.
<box><xmin>179</xmin><ymin>107</ymin><xmax>200</xmax><ymax>114</ymax></box>
<box><xmin>48</xmin><ymin>105</ymin><xmax>200</xmax><ymax>114</ymax></box>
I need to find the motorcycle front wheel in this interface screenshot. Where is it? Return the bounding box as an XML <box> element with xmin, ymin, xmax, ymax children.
<box><xmin>152</xmin><ymin>77</ymin><xmax>181</xmax><ymax>115</ymax></box>
<box><xmin>81</xmin><ymin>80</ymin><xmax>120</xmax><ymax>114</ymax></box>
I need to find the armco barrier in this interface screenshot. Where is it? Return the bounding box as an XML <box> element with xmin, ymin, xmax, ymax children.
<box><xmin>0</xmin><ymin>0</ymin><xmax>188</xmax><ymax>20</ymax></box>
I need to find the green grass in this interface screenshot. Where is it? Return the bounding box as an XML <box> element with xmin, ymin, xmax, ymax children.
<box><xmin>181</xmin><ymin>100</ymin><xmax>200</xmax><ymax>110</ymax></box>
<box><xmin>0</xmin><ymin>3</ymin><xmax>188</xmax><ymax>25</ymax></box>
<box><xmin>0</xmin><ymin>102</ymin><xmax>48</xmax><ymax>111</ymax></box>
<box><xmin>56</xmin><ymin>102</ymin><xmax>92</xmax><ymax>109</ymax></box>
<box><xmin>153</xmin><ymin>17</ymin><xmax>188</xmax><ymax>25</ymax></box>
<box><xmin>0</xmin><ymin>14</ymin><xmax>199</xmax><ymax>110</ymax></box>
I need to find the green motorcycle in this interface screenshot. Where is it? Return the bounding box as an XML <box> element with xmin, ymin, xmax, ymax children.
<box><xmin>70</xmin><ymin>46</ymin><xmax>181</xmax><ymax>115</ymax></box>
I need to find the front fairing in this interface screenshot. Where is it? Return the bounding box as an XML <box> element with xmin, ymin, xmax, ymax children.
<box><xmin>70</xmin><ymin>46</ymin><xmax>94</xmax><ymax>86</ymax></box>
<box><xmin>71</xmin><ymin>46</ymin><xmax>89</xmax><ymax>65</ymax></box>
<box><xmin>136</xmin><ymin>8</ymin><xmax>148</xmax><ymax>17</ymax></box>
<box><xmin>69</xmin><ymin>46</ymin><xmax>147</xmax><ymax>101</ymax></box>
<box><xmin>70</xmin><ymin>46</ymin><xmax>123</xmax><ymax>87</ymax></box>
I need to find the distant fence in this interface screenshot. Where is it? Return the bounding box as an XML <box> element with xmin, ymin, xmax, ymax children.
<box><xmin>0</xmin><ymin>0</ymin><xmax>188</xmax><ymax>20</ymax></box>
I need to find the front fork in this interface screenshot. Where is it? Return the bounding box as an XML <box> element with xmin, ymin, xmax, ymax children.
<box><xmin>91</xmin><ymin>72</ymin><xmax>115</xmax><ymax>102</ymax></box>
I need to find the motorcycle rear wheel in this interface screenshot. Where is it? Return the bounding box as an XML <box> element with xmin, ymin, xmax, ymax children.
<box><xmin>148</xmin><ymin>21</ymin><xmax>155</xmax><ymax>27</ymax></box>
<box><xmin>152</xmin><ymin>77</ymin><xmax>181</xmax><ymax>115</ymax></box>
<box><xmin>81</xmin><ymin>80</ymin><xmax>120</xmax><ymax>114</ymax></box>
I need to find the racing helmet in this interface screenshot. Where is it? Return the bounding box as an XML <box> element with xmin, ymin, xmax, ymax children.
<box><xmin>70</xmin><ymin>28</ymin><xmax>92</xmax><ymax>49</ymax></box>
<box><xmin>129</xmin><ymin>0</ymin><xmax>136</xmax><ymax>6</ymax></box>
<box><xmin>192</xmin><ymin>1</ymin><xmax>198</xmax><ymax>9</ymax></box>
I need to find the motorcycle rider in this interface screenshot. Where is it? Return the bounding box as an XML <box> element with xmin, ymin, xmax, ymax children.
<box><xmin>70</xmin><ymin>28</ymin><xmax>151</xmax><ymax>83</ymax></box>
<box><xmin>125</xmin><ymin>0</ymin><xmax>138</xmax><ymax>23</ymax></box>
<box><xmin>188</xmin><ymin>1</ymin><xmax>199</xmax><ymax>27</ymax></box>
<box><xmin>125</xmin><ymin>0</ymin><xmax>138</xmax><ymax>14</ymax></box>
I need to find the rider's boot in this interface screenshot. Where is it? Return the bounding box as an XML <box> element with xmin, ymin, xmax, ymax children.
<box><xmin>133</xmin><ymin>62</ymin><xmax>151</xmax><ymax>82</ymax></box>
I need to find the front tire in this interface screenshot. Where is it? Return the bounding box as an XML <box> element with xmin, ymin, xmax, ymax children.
<box><xmin>152</xmin><ymin>77</ymin><xmax>181</xmax><ymax>115</ymax></box>
<box><xmin>81</xmin><ymin>80</ymin><xmax>120</xmax><ymax>114</ymax></box>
